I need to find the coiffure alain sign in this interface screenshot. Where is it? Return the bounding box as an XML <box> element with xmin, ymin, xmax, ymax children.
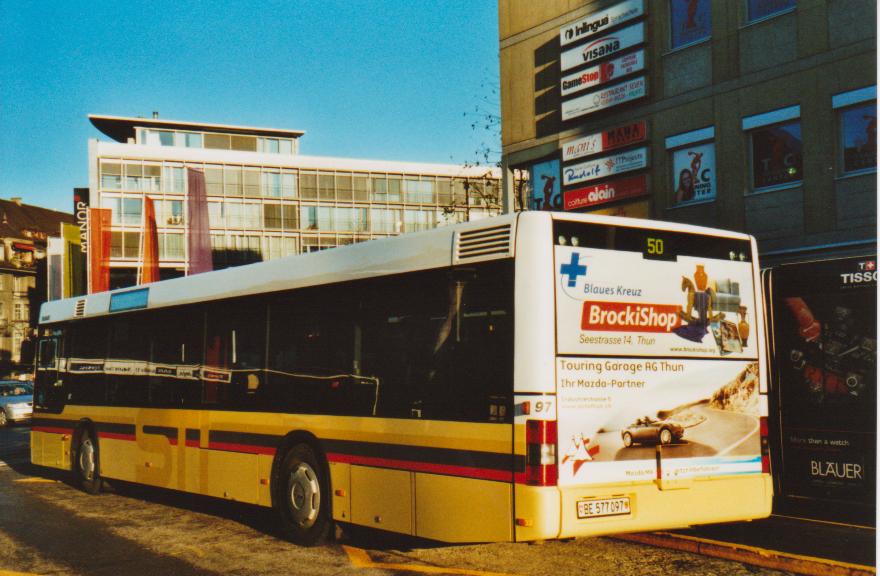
<box><xmin>559</xmin><ymin>0</ymin><xmax>644</xmax><ymax>47</ymax></box>
<box><xmin>564</xmin><ymin>174</ymin><xmax>648</xmax><ymax>211</ymax></box>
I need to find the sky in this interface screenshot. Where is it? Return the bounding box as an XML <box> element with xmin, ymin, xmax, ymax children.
<box><xmin>0</xmin><ymin>0</ymin><xmax>501</xmax><ymax>213</ymax></box>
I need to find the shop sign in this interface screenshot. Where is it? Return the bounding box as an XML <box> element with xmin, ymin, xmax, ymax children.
<box><xmin>563</xmin><ymin>147</ymin><xmax>648</xmax><ymax>186</ymax></box>
<box><xmin>672</xmin><ymin>142</ymin><xmax>716</xmax><ymax>205</ymax></box>
<box><xmin>564</xmin><ymin>174</ymin><xmax>648</xmax><ymax>211</ymax></box>
<box><xmin>530</xmin><ymin>159</ymin><xmax>562</xmax><ymax>210</ymax></box>
<box><xmin>560</xmin><ymin>0</ymin><xmax>645</xmax><ymax>47</ymax></box>
<box><xmin>562</xmin><ymin>76</ymin><xmax>647</xmax><ymax>122</ymax></box>
<box><xmin>561</xmin><ymin>50</ymin><xmax>645</xmax><ymax>98</ymax></box>
<box><xmin>561</xmin><ymin>22</ymin><xmax>644</xmax><ymax>72</ymax></box>
<box><xmin>562</xmin><ymin>120</ymin><xmax>647</xmax><ymax>162</ymax></box>
<box><xmin>73</xmin><ymin>187</ymin><xmax>90</xmax><ymax>254</ymax></box>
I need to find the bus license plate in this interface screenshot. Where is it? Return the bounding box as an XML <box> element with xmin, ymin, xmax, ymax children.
<box><xmin>577</xmin><ymin>497</ymin><xmax>631</xmax><ymax>519</ymax></box>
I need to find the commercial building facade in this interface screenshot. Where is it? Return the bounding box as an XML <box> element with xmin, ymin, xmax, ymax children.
<box><xmin>0</xmin><ymin>198</ymin><xmax>74</xmax><ymax>371</ymax></box>
<box><xmin>498</xmin><ymin>0</ymin><xmax>876</xmax><ymax>264</ymax></box>
<box><xmin>86</xmin><ymin>115</ymin><xmax>502</xmax><ymax>289</ymax></box>
<box><xmin>498</xmin><ymin>0</ymin><xmax>877</xmax><ymax>526</ymax></box>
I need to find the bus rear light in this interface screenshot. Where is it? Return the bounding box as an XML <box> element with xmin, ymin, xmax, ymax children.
<box><xmin>759</xmin><ymin>416</ymin><xmax>771</xmax><ymax>474</ymax></box>
<box><xmin>526</xmin><ymin>420</ymin><xmax>558</xmax><ymax>486</ymax></box>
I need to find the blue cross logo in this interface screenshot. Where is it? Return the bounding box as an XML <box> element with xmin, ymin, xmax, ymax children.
<box><xmin>560</xmin><ymin>253</ymin><xmax>587</xmax><ymax>287</ymax></box>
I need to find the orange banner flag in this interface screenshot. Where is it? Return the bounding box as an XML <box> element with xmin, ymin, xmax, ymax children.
<box><xmin>141</xmin><ymin>197</ymin><xmax>160</xmax><ymax>284</ymax></box>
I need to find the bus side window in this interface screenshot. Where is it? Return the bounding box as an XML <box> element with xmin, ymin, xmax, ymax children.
<box><xmin>204</xmin><ymin>300</ymin><xmax>266</xmax><ymax>407</ymax></box>
<box><xmin>150</xmin><ymin>307</ymin><xmax>203</xmax><ymax>407</ymax></box>
<box><xmin>266</xmin><ymin>287</ymin><xmax>356</xmax><ymax>415</ymax></box>
<box><xmin>106</xmin><ymin>314</ymin><xmax>149</xmax><ymax>407</ymax></box>
<box><xmin>67</xmin><ymin>319</ymin><xmax>108</xmax><ymax>405</ymax></box>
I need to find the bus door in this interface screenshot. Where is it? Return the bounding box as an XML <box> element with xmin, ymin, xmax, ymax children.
<box><xmin>33</xmin><ymin>332</ymin><xmax>69</xmax><ymax>468</ymax></box>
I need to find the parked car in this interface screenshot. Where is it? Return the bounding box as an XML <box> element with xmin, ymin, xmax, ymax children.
<box><xmin>621</xmin><ymin>416</ymin><xmax>684</xmax><ymax>447</ymax></box>
<box><xmin>0</xmin><ymin>381</ymin><xmax>33</xmax><ymax>426</ymax></box>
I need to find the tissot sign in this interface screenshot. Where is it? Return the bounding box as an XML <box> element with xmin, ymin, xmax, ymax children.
<box><xmin>564</xmin><ymin>174</ymin><xmax>648</xmax><ymax>211</ymax></box>
<box><xmin>562</xmin><ymin>76</ymin><xmax>647</xmax><ymax>122</ymax></box>
<box><xmin>562</xmin><ymin>121</ymin><xmax>647</xmax><ymax>162</ymax></box>
<box><xmin>559</xmin><ymin>0</ymin><xmax>645</xmax><ymax>47</ymax></box>
<box><xmin>561</xmin><ymin>22</ymin><xmax>645</xmax><ymax>72</ymax></box>
<box><xmin>561</xmin><ymin>50</ymin><xmax>646</xmax><ymax>98</ymax></box>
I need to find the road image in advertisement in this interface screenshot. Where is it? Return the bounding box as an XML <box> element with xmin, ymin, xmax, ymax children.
<box><xmin>556</xmin><ymin>358</ymin><xmax>763</xmax><ymax>486</ymax></box>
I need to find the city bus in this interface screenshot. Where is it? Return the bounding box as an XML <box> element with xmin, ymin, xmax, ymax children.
<box><xmin>31</xmin><ymin>211</ymin><xmax>772</xmax><ymax>545</ymax></box>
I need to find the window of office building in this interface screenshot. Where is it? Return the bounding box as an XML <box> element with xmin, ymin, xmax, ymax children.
<box><xmin>205</xmin><ymin>167</ymin><xmax>224</xmax><ymax>196</ymax></box>
<box><xmin>404</xmin><ymin>179</ymin><xmax>435</xmax><ymax>204</ymax></box>
<box><xmin>162</xmin><ymin>166</ymin><xmax>185</xmax><ymax>193</ymax></box>
<box><xmin>159</xmin><ymin>233</ymin><xmax>184</xmax><ymax>260</ymax></box>
<box><xmin>671</xmin><ymin>0</ymin><xmax>711</xmax><ymax>49</ymax></box>
<box><xmin>300</xmin><ymin>172</ymin><xmax>317</xmax><ymax>199</ymax></box>
<box><xmin>124</xmin><ymin>164</ymin><xmax>161</xmax><ymax>192</ymax></box>
<box><xmin>666</xmin><ymin>127</ymin><xmax>717</xmax><ymax>206</ymax></box>
<box><xmin>107</xmin><ymin>197</ymin><xmax>143</xmax><ymax>226</ymax></box>
<box><xmin>263</xmin><ymin>204</ymin><xmax>282</xmax><ymax>229</ymax></box>
<box><xmin>156</xmin><ymin>199</ymin><xmax>184</xmax><ymax>226</ymax></box>
<box><xmin>743</xmin><ymin>106</ymin><xmax>802</xmax><ymax>191</ymax></box>
<box><xmin>224</xmin><ymin>167</ymin><xmax>242</xmax><ymax>196</ymax></box>
<box><xmin>100</xmin><ymin>162</ymin><xmax>122</xmax><ymax>190</ymax></box>
<box><xmin>318</xmin><ymin>174</ymin><xmax>335</xmax><ymax>201</ymax></box>
<box><xmin>302</xmin><ymin>205</ymin><xmax>318</xmax><ymax>230</ymax></box>
<box><xmin>833</xmin><ymin>87</ymin><xmax>877</xmax><ymax>175</ymax></box>
<box><xmin>747</xmin><ymin>0</ymin><xmax>796</xmax><ymax>22</ymax></box>
<box><xmin>110</xmin><ymin>231</ymin><xmax>141</xmax><ymax>259</ymax></box>
<box><xmin>243</xmin><ymin>170</ymin><xmax>261</xmax><ymax>197</ymax></box>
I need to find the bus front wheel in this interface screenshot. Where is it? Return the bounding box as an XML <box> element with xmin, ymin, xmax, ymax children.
<box><xmin>275</xmin><ymin>443</ymin><xmax>331</xmax><ymax>546</ymax></box>
<box><xmin>74</xmin><ymin>428</ymin><xmax>102</xmax><ymax>495</ymax></box>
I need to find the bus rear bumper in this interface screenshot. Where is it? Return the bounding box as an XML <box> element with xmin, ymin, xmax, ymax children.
<box><xmin>516</xmin><ymin>474</ymin><xmax>773</xmax><ymax>541</ymax></box>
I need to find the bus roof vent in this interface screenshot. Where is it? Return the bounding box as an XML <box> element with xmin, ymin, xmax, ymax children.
<box><xmin>74</xmin><ymin>299</ymin><xmax>86</xmax><ymax>318</ymax></box>
<box><xmin>453</xmin><ymin>224</ymin><xmax>513</xmax><ymax>264</ymax></box>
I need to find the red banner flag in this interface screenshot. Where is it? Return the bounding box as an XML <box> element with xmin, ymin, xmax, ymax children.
<box><xmin>140</xmin><ymin>197</ymin><xmax>160</xmax><ymax>284</ymax></box>
<box><xmin>88</xmin><ymin>208</ymin><xmax>112</xmax><ymax>293</ymax></box>
<box><xmin>187</xmin><ymin>168</ymin><xmax>213</xmax><ymax>275</ymax></box>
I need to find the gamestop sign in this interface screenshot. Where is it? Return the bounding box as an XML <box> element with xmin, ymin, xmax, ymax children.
<box><xmin>564</xmin><ymin>174</ymin><xmax>648</xmax><ymax>211</ymax></box>
<box><xmin>562</xmin><ymin>76</ymin><xmax>647</xmax><ymax>122</ymax></box>
<box><xmin>561</xmin><ymin>50</ymin><xmax>645</xmax><ymax>98</ymax></box>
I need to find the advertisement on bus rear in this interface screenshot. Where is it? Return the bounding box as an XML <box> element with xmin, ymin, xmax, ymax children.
<box><xmin>554</xmin><ymin>243</ymin><xmax>758</xmax><ymax>359</ymax></box>
<box><xmin>555</xmin><ymin>357</ymin><xmax>763</xmax><ymax>485</ymax></box>
<box><xmin>552</xmin><ymin>238</ymin><xmax>762</xmax><ymax>485</ymax></box>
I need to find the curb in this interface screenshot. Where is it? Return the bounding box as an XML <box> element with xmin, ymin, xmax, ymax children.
<box><xmin>614</xmin><ymin>532</ymin><xmax>875</xmax><ymax>576</ymax></box>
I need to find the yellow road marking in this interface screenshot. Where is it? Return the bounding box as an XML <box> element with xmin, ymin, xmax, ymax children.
<box><xmin>13</xmin><ymin>478</ymin><xmax>58</xmax><ymax>484</ymax></box>
<box><xmin>342</xmin><ymin>545</ymin><xmax>516</xmax><ymax>576</ymax></box>
<box><xmin>616</xmin><ymin>532</ymin><xmax>875</xmax><ymax>576</ymax></box>
<box><xmin>0</xmin><ymin>570</ymin><xmax>43</xmax><ymax>576</ymax></box>
<box><xmin>172</xmin><ymin>545</ymin><xmax>206</xmax><ymax>559</ymax></box>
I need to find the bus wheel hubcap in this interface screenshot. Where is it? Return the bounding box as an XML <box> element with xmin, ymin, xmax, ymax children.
<box><xmin>288</xmin><ymin>463</ymin><xmax>319</xmax><ymax>527</ymax></box>
<box><xmin>79</xmin><ymin>439</ymin><xmax>95</xmax><ymax>481</ymax></box>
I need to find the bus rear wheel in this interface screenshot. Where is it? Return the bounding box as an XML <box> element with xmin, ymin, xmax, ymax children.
<box><xmin>659</xmin><ymin>428</ymin><xmax>673</xmax><ymax>445</ymax></box>
<box><xmin>75</xmin><ymin>428</ymin><xmax>102</xmax><ymax>495</ymax></box>
<box><xmin>275</xmin><ymin>443</ymin><xmax>331</xmax><ymax>546</ymax></box>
